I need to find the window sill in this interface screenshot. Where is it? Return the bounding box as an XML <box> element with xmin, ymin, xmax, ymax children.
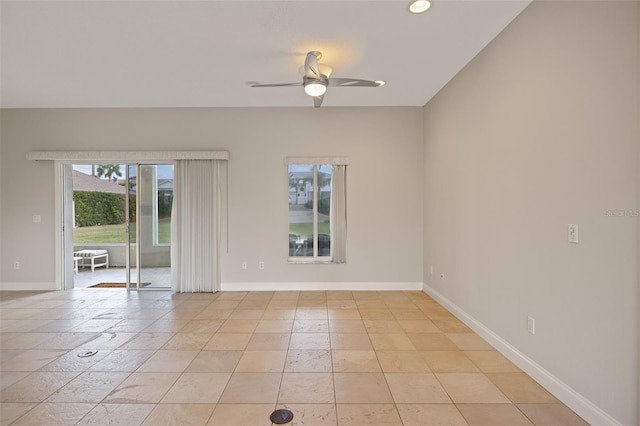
<box><xmin>288</xmin><ymin>257</ymin><xmax>334</xmax><ymax>264</ymax></box>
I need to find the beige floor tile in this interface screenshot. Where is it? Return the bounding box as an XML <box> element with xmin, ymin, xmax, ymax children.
<box><xmin>457</xmin><ymin>403</ymin><xmax>534</xmax><ymax>425</ymax></box>
<box><xmin>329</xmin><ymin>319</ymin><xmax>366</xmax><ymax>333</ymax></box>
<box><xmin>0</xmin><ymin>332</ymin><xmax>52</xmax><ymax>350</ymax></box>
<box><xmin>143</xmin><ymin>403</ymin><xmax>216</xmax><ymax>426</ymax></box>
<box><xmin>218</xmin><ymin>319</ymin><xmax>259</xmax><ymax>333</ymax></box>
<box><xmin>336</xmin><ymin>404</ymin><xmax>403</xmax><ymax>426</ymax></box>
<box><xmin>420</xmin><ymin>351</ymin><xmax>479</xmax><ymax>373</ymax></box>
<box><xmin>330</xmin><ymin>333</ymin><xmax>373</xmax><ymax>350</ymax></box>
<box><xmin>446</xmin><ymin>333</ymin><xmax>494</xmax><ymax>350</ymax></box>
<box><xmin>486</xmin><ymin>373</ymin><xmax>558</xmax><ymax>403</ymax></box>
<box><xmin>295</xmin><ymin>309</ymin><xmax>328</xmax><ymax>320</ymax></box>
<box><xmin>0</xmin><ymin>403</ymin><xmax>37</xmax><ymax>425</ymax></box>
<box><xmin>359</xmin><ymin>309</ymin><xmax>396</xmax><ymax>320</ymax></box>
<box><xmin>326</xmin><ymin>291</ymin><xmax>354</xmax><ymax>300</ymax></box>
<box><xmin>208</xmin><ymin>403</ymin><xmax>274</xmax><ymax>426</ymax></box>
<box><xmin>280</xmin><ymin>403</ymin><xmax>337</xmax><ymax>426</ymax></box>
<box><xmin>235</xmin><ymin>350</ymin><xmax>287</xmax><ymax>372</ymax></box>
<box><xmin>332</xmin><ymin>350</ymin><xmax>381</xmax><ymax>372</ymax></box>
<box><xmin>398</xmin><ymin>319</ymin><xmax>441</xmax><ymax>333</ymax></box>
<box><xmin>247</xmin><ymin>333</ymin><xmax>291</xmax><ymax>350</ymax></box>
<box><xmin>285</xmin><ymin>350</ymin><xmax>332</xmax><ymax>373</ymax></box>
<box><xmin>267</xmin><ymin>300</ymin><xmax>299</xmax><ymax>310</ymax></box>
<box><xmin>10</xmin><ymin>402</ymin><xmax>95</xmax><ymax>425</ymax></box>
<box><xmin>161</xmin><ymin>332</ymin><xmax>213</xmax><ymax>350</ymax></box>
<box><xmin>0</xmin><ymin>372</ymin><xmax>79</xmax><ymax>403</ymax></box>
<box><xmin>369</xmin><ymin>333</ymin><xmax>416</xmax><ymax>351</ymax></box>
<box><xmin>407</xmin><ymin>333</ymin><xmax>459</xmax><ymax>351</ymax></box>
<box><xmin>204</xmin><ymin>333</ymin><xmax>251</xmax><ymax>350</ymax></box>
<box><xmin>0</xmin><ymin>372</ymin><xmax>29</xmax><ymax>391</ymax></box>
<box><xmin>76</xmin><ymin>403</ymin><xmax>155</xmax><ymax>426</ymax></box>
<box><xmin>46</xmin><ymin>371</ymin><xmax>129</xmax><ymax>402</ymax></box>
<box><xmin>218</xmin><ymin>372</ymin><xmax>282</xmax><ymax>403</ymax></box>
<box><xmin>179</xmin><ymin>319</ymin><xmax>224</xmax><ymax>334</ymax></box>
<box><xmin>262</xmin><ymin>310</ymin><xmax>297</xmax><ymax>320</ymax></box>
<box><xmin>78</xmin><ymin>332</ymin><xmax>137</xmax><ymax>350</ymax></box>
<box><xmin>436</xmin><ymin>373</ymin><xmax>510</xmax><ymax>403</ymax></box>
<box><xmin>397</xmin><ymin>403</ymin><xmax>468</xmax><ymax>426</ymax></box>
<box><xmin>0</xmin><ymin>349</ymin><xmax>67</xmax><ymax>371</ymax></box>
<box><xmin>107</xmin><ymin>319</ymin><xmax>156</xmax><ymax>333</ymax></box>
<box><xmin>385</xmin><ymin>373</ymin><xmax>451</xmax><ymax>403</ymax></box>
<box><xmin>104</xmin><ymin>372</ymin><xmax>180</xmax><ymax>403</ymax></box>
<box><xmin>293</xmin><ymin>319</ymin><xmax>329</xmax><ymax>333</ymax></box>
<box><xmin>432</xmin><ymin>319</ymin><xmax>472</xmax><ymax>333</ymax></box>
<box><xmin>376</xmin><ymin>351</ymin><xmax>431</xmax><ymax>373</ymax></box>
<box><xmin>327</xmin><ymin>309</ymin><xmax>361</xmax><ymax>319</ymax></box>
<box><xmin>327</xmin><ymin>299</ymin><xmax>358</xmax><ymax>309</ymax></box>
<box><xmin>271</xmin><ymin>291</ymin><xmax>300</xmax><ymax>300</ymax></box>
<box><xmin>119</xmin><ymin>332</ymin><xmax>174</xmax><ymax>350</ymax></box>
<box><xmin>194</xmin><ymin>309</ymin><xmax>234</xmax><ymax>320</ymax></box>
<box><xmin>87</xmin><ymin>349</ymin><xmax>154</xmax><ymax>372</ymax></box>
<box><xmin>185</xmin><ymin>350</ymin><xmax>243</xmax><ymax>373</ymax></box>
<box><xmin>464</xmin><ymin>351</ymin><xmax>521</xmax><ymax>373</ymax></box>
<box><xmin>143</xmin><ymin>319</ymin><xmax>190</xmax><ymax>332</ymax></box>
<box><xmin>229</xmin><ymin>309</ymin><xmax>265</xmax><ymax>319</ymax></box>
<box><xmin>136</xmin><ymin>350</ymin><xmax>199</xmax><ymax>372</ymax></box>
<box><xmin>255</xmin><ymin>320</ymin><xmax>294</xmax><ymax>333</ymax></box>
<box><xmin>363</xmin><ymin>319</ymin><xmax>404</xmax><ymax>333</ymax></box>
<box><xmin>278</xmin><ymin>372</ymin><xmax>334</xmax><ymax>403</ymax></box>
<box><xmin>334</xmin><ymin>372</ymin><xmax>393</xmax><ymax>403</ymax></box>
<box><xmin>289</xmin><ymin>333</ymin><xmax>331</xmax><ymax>350</ymax></box>
<box><xmin>162</xmin><ymin>372</ymin><xmax>231</xmax><ymax>403</ymax></box>
<box><xmin>517</xmin><ymin>403</ymin><xmax>589</xmax><ymax>425</ymax></box>
<box><xmin>391</xmin><ymin>310</ymin><xmax>429</xmax><ymax>320</ymax></box>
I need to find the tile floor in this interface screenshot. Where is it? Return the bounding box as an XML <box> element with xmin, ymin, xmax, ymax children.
<box><xmin>0</xmin><ymin>289</ymin><xmax>588</xmax><ymax>425</ymax></box>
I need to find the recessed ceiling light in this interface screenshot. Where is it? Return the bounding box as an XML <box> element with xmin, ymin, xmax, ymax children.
<box><xmin>409</xmin><ymin>0</ymin><xmax>432</xmax><ymax>14</ymax></box>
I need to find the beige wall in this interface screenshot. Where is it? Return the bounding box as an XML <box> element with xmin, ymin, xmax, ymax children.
<box><xmin>0</xmin><ymin>107</ymin><xmax>424</xmax><ymax>288</ymax></box>
<box><xmin>422</xmin><ymin>1</ymin><xmax>639</xmax><ymax>425</ymax></box>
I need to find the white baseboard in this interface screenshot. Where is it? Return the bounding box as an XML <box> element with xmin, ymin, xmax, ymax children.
<box><xmin>221</xmin><ymin>282</ymin><xmax>423</xmax><ymax>292</ymax></box>
<box><xmin>422</xmin><ymin>283</ymin><xmax>622</xmax><ymax>426</ymax></box>
<box><xmin>0</xmin><ymin>282</ymin><xmax>57</xmax><ymax>291</ymax></box>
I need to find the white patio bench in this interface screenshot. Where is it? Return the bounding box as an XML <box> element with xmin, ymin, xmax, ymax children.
<box><xmin>73</xmin><ymin>249</ymin><xmax>109</xmax><ymax>271</ymax></box>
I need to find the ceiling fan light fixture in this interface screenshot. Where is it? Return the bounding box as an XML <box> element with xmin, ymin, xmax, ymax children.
<box><xmin>303</xmin><ymin>81</ymin><xmax>327</xmax><ymax>97</ymax></box>
<box><xmin>409</xmin><ymin>0</ymin><xmax>431</xmax><ymax>14</ymax></box>
<box><xmin>375</xmin><ymin>80</ymin><xmax>386</xmax><ymax>87</ymax></box>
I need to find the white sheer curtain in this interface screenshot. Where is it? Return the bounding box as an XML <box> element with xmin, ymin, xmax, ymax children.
<box><xmin>330</xmin><ymin>165</ymin><xmax>347</xmax><ymax>263</ymax></box>
<box><xmin>171</xmin><ymin>160</ymin><xmax>227</xmax><ymax>293</ymax></box>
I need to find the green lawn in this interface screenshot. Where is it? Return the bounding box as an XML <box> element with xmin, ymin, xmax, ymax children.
<box><xmin>289</xmin><ymin>222</ymin><xmax>330</xmax><ymax>238</ymax></box>
<box><xmin>74</xmin><ymin>218</ymin><xmax>171</xmax><ymax>244</ymax></box>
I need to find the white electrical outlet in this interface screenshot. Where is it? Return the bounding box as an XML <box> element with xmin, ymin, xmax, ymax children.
<box><xmin>568</xmin><ymin>224</ymin><xmax>579</xmax><ymax>243</ymax></box>
<box><xmin>32</xmin><ymin>215</ymin><xmax>41</xmax><ymax>223</ymax></box>
<box><xmin>527</xmin><ymin>316</ymin><xmax>535</xmax><ymax>335</ymax></box>
<box><xmin>241</xmin><ymin>261</ymin><xmax>248</xmax><ymax>270</ymax></box>
<box><xmin>14</xmin><ymin>261</ymin><xmax>20</xmax><ymax>270</ymax></box>
<box><xmin>258</xmin><ymin>261</ymin><xmax>265</xmax><ymax>270</ymax></box>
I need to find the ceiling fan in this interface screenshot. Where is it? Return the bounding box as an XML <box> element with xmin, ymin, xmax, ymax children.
<box><xmin>248</xmin><ymin>51</ymin><xmax>385</xmax><ymax>108</ymax></box>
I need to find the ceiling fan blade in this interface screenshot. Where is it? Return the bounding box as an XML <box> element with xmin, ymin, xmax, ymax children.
<box><xmin>304</xmin><ymin>51</ymin><xmax>322</xmax><ymax>78</ymax></box>
<box><xmin>247</xmin><ymin>82</ymin><xmax>302</xmax><ymax>88</ymax></box>
<box><xmin>328</xmin><ymin>78</ymin><xmax>384</xmax><ymax>87</ymax></box>
<box><xmin>313</xmin><ymin>94</ymin><xmax>324</xmax><ymax>108</ymax></box>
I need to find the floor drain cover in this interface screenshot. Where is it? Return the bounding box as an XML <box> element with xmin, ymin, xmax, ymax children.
<box><xmin>77</xmin><ymin>350</ymin><xmax>98</xmax><ymax>358</ymax></box>
<box><xmin>270</xmin><ymin>409</ymin><xmax>294</xmax><ymax>424</ymax></box>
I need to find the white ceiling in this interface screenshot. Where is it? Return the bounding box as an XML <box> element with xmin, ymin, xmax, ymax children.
<box><xmin>0</xmin><ymin>0</ymin><xmax>530</xmax><ymax>109</ymax></box>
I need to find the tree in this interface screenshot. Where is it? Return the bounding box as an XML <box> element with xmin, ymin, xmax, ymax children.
<box><xmin>96</xmin><ymin>164</ymin><xmax>122</xmax><ymax>180</ymax></box>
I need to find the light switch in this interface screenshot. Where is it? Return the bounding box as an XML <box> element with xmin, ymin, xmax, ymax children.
<box><xmin>32</xmin><ymin>215</ymin><xmax>41</xmax><ymax>223</ymax></box>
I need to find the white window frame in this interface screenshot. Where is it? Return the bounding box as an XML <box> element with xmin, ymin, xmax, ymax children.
<box><xmin>286</xmin><ymin>157</ymin><xmax>348</xmax><ymax>264</ymax></box>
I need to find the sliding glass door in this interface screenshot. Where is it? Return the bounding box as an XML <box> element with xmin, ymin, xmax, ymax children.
<box><xmin>127</xmin><ymin>164</ymin><xmax>173</xmax><ymax>290</ymax></box>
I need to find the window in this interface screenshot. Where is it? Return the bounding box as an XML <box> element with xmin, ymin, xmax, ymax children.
<box><xmin>287</xmin><ymin>157</ymin><xmax>348</xmax><ymax>263</ymax></box>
